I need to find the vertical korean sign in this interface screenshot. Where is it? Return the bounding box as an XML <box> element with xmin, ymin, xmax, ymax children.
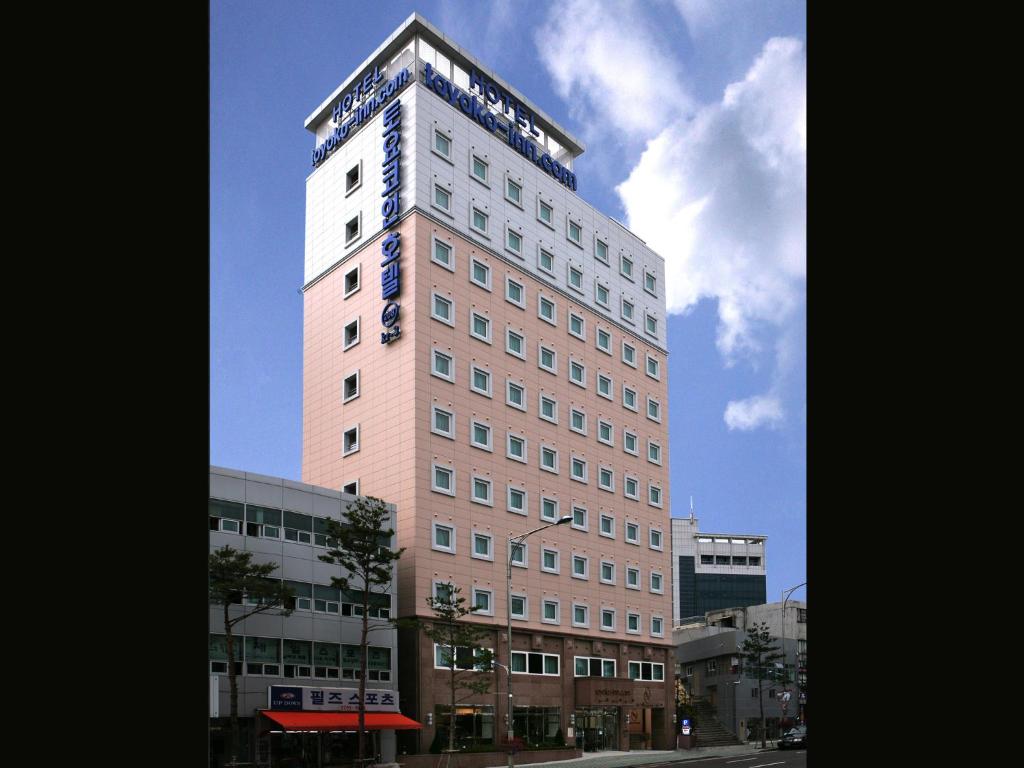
<box><xmin>380</xmin><ymin>93</ymin><xmax>403</xmax><ymax>344</ymax></box>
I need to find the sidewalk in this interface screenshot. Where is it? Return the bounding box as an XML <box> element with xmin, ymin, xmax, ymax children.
<box><xmin>481</xmin><ymin>743</ymin><xmax>772</xmax><ymax>768</ymax></box>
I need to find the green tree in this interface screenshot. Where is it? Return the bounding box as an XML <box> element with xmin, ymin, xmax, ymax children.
<box><xmin>423</xmin><ymin>582</ymin><xmax>495</xmax><ymax>754</ymax></box>
<box><xmin>209</xmin><ymin>545</ymin><xmax>295</xmax><ymax>764</ymax></box>
<box><xmin>739</xmin><ymin>621</ymin><xmax>784</xmax><ymax>748</ymax></box>
<box><xmin>318</xmin><ymin>496</ymin><xmax>406</xmax><ymax>765</ymax></box>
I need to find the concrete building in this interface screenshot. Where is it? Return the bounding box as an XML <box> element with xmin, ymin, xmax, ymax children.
<box><xmin>673</xmin><ymin>601</ymin><xmax>807</xmax><ymax>741</ymax></box>
<box><xmin>208</xmin><ymin>466</ymin><xmax>404</xmax><ymax>766</ymax></box>
<box><xmin>671</xmin><ymin>516</ymin><xmax>767</xmax><ymax>626</ymax></box>
<box><xmin>300</xmin><ymin>13</ymin><xmax>675</xmax><ymax>755</ymax></box>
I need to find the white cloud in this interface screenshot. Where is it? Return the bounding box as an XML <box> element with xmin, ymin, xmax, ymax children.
<box><xmin>615</xmin><ymin>36</ymin><xmax>805</xmax><ymax>427</ymax></box>
<box><xmin>672</xmin><ymin>0</ymin><xmax>721</xmax><ymax>35</ymax></box>
<box><xmin>724</xmin><ymin>394</ymin><xmax>784</xmax><ymax>431</ymax></box>
<box><xmin>534</xmin><ymin>0</ymin><xmax>694</xmax><ymax>137</ymax></box>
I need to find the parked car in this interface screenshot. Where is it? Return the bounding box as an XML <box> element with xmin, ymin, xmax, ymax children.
<box><xmin>778</xmin><ymin>725</ymin><xmax>807</xmax><ymax>749</ymax></box>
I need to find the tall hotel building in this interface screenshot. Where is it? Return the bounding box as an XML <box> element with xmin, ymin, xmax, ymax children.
<box><xmin>302</xmin><ymin>14</ymin><xmax>673</xmax><ymax>753</ymax></box>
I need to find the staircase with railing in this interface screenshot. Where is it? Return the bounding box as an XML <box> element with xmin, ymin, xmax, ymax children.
<box><xmin>688</xmin><ymin>697</ymin><xmax>744</xmax><ymax>747</ymax></box>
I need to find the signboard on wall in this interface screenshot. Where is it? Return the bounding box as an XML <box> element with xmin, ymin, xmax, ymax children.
<box><xmin>268</xmin><ymin>685</ymin><xmax>399</xmax><ymax>712</ymax></box>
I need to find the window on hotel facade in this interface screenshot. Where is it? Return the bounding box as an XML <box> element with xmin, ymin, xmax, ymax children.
<box><xmin>343</xmin><ymin>318</ymin><xmax>360</xmax><ymax>350</ymax></box>
<box><xmin>432</xmin><ymin>522</ymin><xmax>455</xmax><ymax>553</ymax></box>
<box><xmin>570</xmin><ymin>407</ymin><xmax>586</xmax><ymax>435</ymax></box>
<box><xmin>628</xmin><ymin>662</ymin><xmax>665</xmax><ymax>681</ymax></box>
<box><xmin>342</xmin><ymin>371</ymin><xmax>360</xmax><ymax>403</ymax></box>
<box><xmin>540</xmin><ymin>496</ymin><xmax>558</xmax><ymax>522</ymax></box>
<box><xmin>510</xmin><ymin>594</ymin><xmax>527</xmax><ymax>620</ymax></box>
<box><xmin>625</xmin><ymin>522</ymin><xmax>639</xmax><ymax>544</ymax></box>
<box><xmin>647</xmin><ymin>397</ymin><xmax>661</xmax><ymax>422</ymax></box>
<box><xmin>623</xmin><ymin>429</ymin><xmax>638</xmax><ymax>455</ymax></box>
<box><xmin>572</xmin><ymin>604</ymin><xmax>590</xmax><ymax>628</ymax></box>
<box><xmin>572</xmin><ymin>554</ymin><xmax>589</xmax><ymax>579</ymax></box>
<box><xmin>540</xmin><ymin>445</ymin><xmax>558</xmax><ymax>473</ymax></box>
<box><xmin>506</xmin><ymin>380</ymin><xmax>526</xmax><ymax>410</ymax></box>
<box><xmin>471</xmin><ymin>259</ymin><xmax>491</xmax><ymax>291</ymax></box>
<box><xmin>650</xmin><ymin>528</ymin><xmax>663</xmax><ymax>549</ymax></box>
<box><xmin>597</xmin><ymin>419</ymin><xmax>613</xmax><ymax>446</ymax></box>
<box><xmin>431</xmin><ymin>406</ymin><xmax>454</xmax><ymax>439</ymax></box>
<box><xmin>507</xmin><ymin>433</ymin><xmax>527</xmax><ymax>462</ymax></box>
<box><xmin>570</xmin><ymin>360</ymin><xmax>586</xmax><ymax>387</ymax></box>
<box><xmin>507</xmin><ymin>485</ymin><xmax>526</xmax><ymax>515</ymax></box>
<box><xmin>568</xmin><ymin>264</ymin><xmax>584</xmax><ymax>292</ymax></box>
<box><xmin>595</xmin><ymin>238</ymin><xmax>608</xmax><ymax>264</ymax></box>
<box><xmin>432</xmin><ymin>350</ymin><xmax>454</xmax><ymax>382</ymax></box>
<box><xmin>650</xmin><ymin>572</ymin><xmax>663</xmax><ymax>593</ymax></box>
<box><xmin>599</xmin><ymin>514</ymin><xmax>614</xmax><ymax>538</ymax></box>
<box><xmin>471</xmin><ymin>476</ymin><xmax>493</xmax><ymax>506</ymax></box>
<box><xmin>620</xmin><ymin>255</ymin><xmax>634</xmax><ymax>280</ymax></box>
<box><xmin>569</xmin><ymin>312</ymin><xmax>585</xmax><ymax>339</ymax></box>
<box><xmin>646</xmin><ymin>355</ymin><xmax>661</xmax><ymax>380</ymax></box>
<box><xmin>433</xmin><ymin>184</ymin><xmax>451</xmax><ymax>213</ymax></box>
<box><xmin>539</xmin><ymin>296</ymin><xmax>556</xmax><ymax>325</ymax></box>
<box><xmin>597</xmin><ymin>374</ymin><xmax>612</xmax><ymax>399</ymax></box>
<box><xmin>645</xmin><ymin>313</ymin><xmax>658</xmax><ymax>337</ymax></box>
<box><xmin>626</xmin><ymin>612</ymin><xmax>640</xmax><ymax>633</ymax></box>
<box><xmin>506</xmin><ymin>276</ymin><xmax>525</xmax><ymax>307</ymax></box>
<box><xmin>567</xmin><ymin>218</ymin><xmax>582</xmax><ymax>245</ymax></box>
<box><xmin>470</xmin><ymin>420</ymin><xmax>492</xmax><ymax>452</ymax></box>
<box><xmin>434</xmin><ymin>130</ymin><xmax>451</xmax><ymax>158</ymax></box>
<box><xmin>649</xmin><ymin>484</ymin><xmax>663</xmax><ymax>507</ymax></box>
<box><xmin>342</xmin><ymin>425</ymin><xmax>359</xmax><ymax>456</ymax></box>
<box><xmin>571</xmin><ymin>505</ymin><xmax>588</xmax><ymax>530</ymax></box>
<box><xmin>345</xmin><ymin>214</ymin><xmax>360</xmax><ymax>246</ymax></box>
<box><xmin>539</xmin><ymin>394</ymin><xmax>557</xmax><ymax>423</ymax></box>
<box><xmin>506</xmin><ymin>329</ymin><xmax>525</xmax><ymax>359</ymax></box>
<box><xmin>538</xmin><ymin>198</ymin><xmax>553</xmax><ymax>227</ymax></box>
<box><xmin>621</xmin><ymin>298</ymin><xmax>634</xmax><ymax>323</ymax></box>
<box><xmin>600</xmin><ymin>609</ymin><xmax>615</xmax><ymax>631</ymax></box>
<box><xmin>506</xmin><ymin>177</ymin><xmax>522</xmax><ymax>206</ymax></box>
<box><xmin>506</xmin><ymin>228</ymin><xmax>523</xmax><ymax>256</ymax></box>
<box><xmin>511</xmin><ymin>651</ymin><xmax>560</xmax><ymax>676</ymax></box>
<box><xmin>472</xmin><ymin>531</ymin><xmax>493</xmax><ymax>561</ymax></box>
<box><xmin>648</xmin><ymin>440</ymin><xmax>662</xmax><ymax>464</ymax></box>
<box><xmin>343</xmin><ymin>264</ymin><xmax>360</xmax><ymax>298</ymax></box>
<box><xmin>345</xmin><ymin>161</ymin><xmax>361</xmax><ymax>194</ymax></box>
<box><xmin>470</xmin><ymin>366</ymin><xmax>492</xmax><ymax>397</ymax></box>
<box><xmin>597</xmin><ymin>328</ymin><xmax>611</xmax><ymax>354</ymax></box>
<box><xmin>470</xmin><ymin>312</ymin><xmax>491</xmax><ymax>343</ymax></box>
<box><xmin>471</xmin><ymin>208</ymin><xmax>488</xmax><ymax>235</ymax></box>
<box><xmin>595</xmin><ymin>281</ymin><xmax>609</xmax><ymax>308</ymax></box>
<box><xmin>600</xmin><ymin>560</ymin><xmax>615</xmax><ymax>584</ymax></box>
<box><xmin>645</xmin><ymin>271</ymin><xmax>657</xmax><ymax>296</ymax></box>
<box><xmin>432</xmin><ymin>464</ymin><xmax>455</xmax><ymax>495</ymax></box>
<box><xmin>538</xmin><ymin>247</ymin><xmax>555</xmax><ymax>276</ymax></box>
<box><xmin>471</xmin><ymin>155</ymin><xmax>488</xmax><ymax>184</ymax></box>
<box><xmin>575</xmin><ymin>656</ymin><xmax>616</xmax><ymax>677</ymax></box>
<box><xmin>542</xmin><ymin>599</ymin><xmax>560</xmax><ymax>624</ymax></box>
<box><xmin>541</xmin><ymin>547</ymin><xmax>559</xmax><ymax>573</ymax></box>
<box><xmin>651</xmin><ymin>617</ymin><xmax>664</xmax><ymax>636</ymax></box>
<box><xmin>432</xmin><ymin>239</ymin><xmax>453</xmax><ymax>270</ymax></box>
<box><xmin>539</xmin><ymin>345</ymin><xmax>557</xmax><ymax>374</ymax></box>
<box><xmin>431</xmin><ymin>293</ymin><xmax>453</xmax><ymax>325</ymax></box>
<box><xmin>622</xmin><ymin>341</ymin><xmax>636</xmax><ymax>367</ymax></box>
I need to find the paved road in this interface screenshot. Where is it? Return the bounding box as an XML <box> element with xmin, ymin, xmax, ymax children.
<box><xmin>482</xmin><ymin>746</ymin><xmax>806</xmax><ymax>768</ymax></box>
<box><xmin>644</xmin><ymin>751</ymin><xmax>807</xmax><ymax>768</ymax></box>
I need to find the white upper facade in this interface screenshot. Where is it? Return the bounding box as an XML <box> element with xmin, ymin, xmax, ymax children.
<box><xmin>304</xmin><ymin>16</ymin><xmax>668</xmax><ymax>352</ymax></box>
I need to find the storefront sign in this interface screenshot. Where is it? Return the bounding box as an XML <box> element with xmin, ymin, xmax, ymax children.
<box><xmin>575</xmin><ymin>677</ymin><xmax>666</xmax><ymax>708</ymax></box>
<box><xmin>423</xmin><ymin>62</ymin><xmax>578</xmax><ymax>192</ymax></box>
<box><xmin>268</xmin><ymin>685</ymin><xmax>399</xmax><ymax>712</ymax></box>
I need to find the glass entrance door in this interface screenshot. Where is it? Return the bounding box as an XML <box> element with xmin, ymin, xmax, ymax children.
<box><xmin>575</xmin><ymin>708</ymin><xmax>619</xmax><ymax>751</ymax></box>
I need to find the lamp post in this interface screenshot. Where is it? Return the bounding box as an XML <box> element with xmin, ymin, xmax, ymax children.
<box><xmin>506</xmin><ymin>516</ymin><xmax>572</xmax><ymax>768</ymax></box>
<box><xmin>780</xmin><ymin>582</ymin><xmax>806</xmax><ymax>728</ymax></box>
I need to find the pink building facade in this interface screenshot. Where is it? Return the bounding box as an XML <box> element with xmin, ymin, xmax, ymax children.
<box><xmin>302</xmin><ymin>15</ymin><xmax>674</xmax><ymax>754</ymax></box>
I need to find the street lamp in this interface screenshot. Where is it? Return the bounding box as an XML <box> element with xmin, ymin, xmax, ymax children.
<box><xmin>780</xmin><ymin>582</ymin><xmax>806</xmax><ymax>728</ymax></box>
<box><xmin>506</xmin><ymin>515</ymin><xmax>572</xmax><ymax>768</ymax></box>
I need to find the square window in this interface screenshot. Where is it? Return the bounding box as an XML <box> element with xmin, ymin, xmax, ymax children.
<box><xmin>625</xmin><ymin>522</ymin><xmax>639</xmax><ymax>544</ymax></box>
<box><xmin>538</xmin><ymin>248</ymin><xmax>555</xmax><ymax>275</ymax></box>
<box><xmin>510</xmin><ymin>541</ymin><xmax>527</xmax><ymax>568</ymax></box>
<box><xmin>568</xmin><ymin>264</ymin><xmax>583</xmax><ymax>292</ymax></box>
<box><xmin>470</xmin><ymin>312</ymin><xmax>491</xmax><ymax>343</ymax></box>
<box><xmin>538</xmin><ymin>296</ymin><xmax>556</xmax><ymax>324</ymax></box>
<box><xmin>597</xmin><ymin>374</ymin><xmax>612</xmax><ymax>399</ymax></box>
<box><xmin>539</xmin><ymin>395</ymin><xmax>558</xmax><ymax>424</ymax></box>
<box><xmin>471</xmin><ymin>366</ymin><xmax>492</xmax><ymax>397</ymax></box>
<box><xmin>343</xmin><ymin>318</ymin><xmax>360</xmax><ymax>350</ymax></box>
<box><xmin>343</xmin><ymin>265</ymin><xmax>360</xmax><ymax>298</ymax></box>
<box><xmin>627</xmin><ymin>613</ymin><xmax>640</xmax><ymax>633</ymax></box>
<box><xmin>598</xmin><ymin>467</ymin><xmax>614</xmax><ymax>492</ymax></box>
<box><xmin>345</xmin><ymin>162</ymin><xmax>361</xmax><ymax>194</ymax></box>
<box><xmin>342</xmin><ymin>371</ymin><xmax>360</xmax><ymax>403</ymax></box>
<box><xmin>647</xmin><ymin>442</ymin><xmax>663</xmax><ymax>466</ymax></box>
<box><xmin>621</xmin><ymin>298</ymin><xmax>634</xmax><ymax>323</ymax></box>
<box><xmin>570</xmin><ymin>408</ymin><xmax>586</xmax><ymax>435</ymax></box>
<box><xmin>620</xmin><ymin>255</ymin><xmax>634</xmax><ymax>280</ymax></box>
<box><xmin>472</xmin><ymin>155</ymin><xmax>488</xmax><ymax>183</ymax></box>
<box><xmin>649</xmin><ymin>528</ymin><xmax>663</xmax><ymax>550</ymax></box>
<box><xmin>540</xmin><ymin>497</ymin><xmax>558</xmax><ymax>522</ymax></box>
<box><xmin>645</xmin><ymin>271</ymin><xmax>657</xmax><ymax>295</ymax></box>
<box><xmin>506</xmin><ymin>381</ymin><xmax>526</xmax><ymax>410</ymax></box>
<box><xmin>646</xmin><ymin>355</ymin><xmax>661</xmax><ymax>380</ymax></box>
<box><xmin>600</xmin><ymin>561</ymin><xmax>615</xmax><ymax>584</ymax></box>
<box><xmin>471</xmin><ymin>420</ymin><xmax>492</xmax><ymax>451</ymax></box>
<box><xmin>538</xmin><ymin>198</ymin><xmax>553</xmax><ymax>227</ymax></box>
<box><xmin>542</xmin><ymin>600</ymin><xmax>559</xmax><ymax>623</ymax></box>
<box><xmin>596</xmin><ymin>328</ymin><xmax>611</xmax><ymax>353</ymax></box>
<box><xmin>572</xmin><ymin>555</ymin><xmax>588</xmax><ymax>579</ymax></box>
<box><xmin>473</xmin><ymin>588</ymin><xmax>492</xmax><ymax>614</ymax></box>
<box><xmin>510</xmin><ymin>594</ymin><xmax>526</xmax><ymax>619</ymax></box>
<box><xmin>648</xmin><ymin>484</ymin><xmax>663</xmax><ymax>507</ymax></box>
<box><xmin>433</xmin><ymin>184</ymin><xmax>451</xmax><ymax>212</ymax></box>
<box><xmin>507</xmin><ymin>227</ymin><xmax>524</xmax><ymax>257</ymax></box>
<box><xmin>539</xmin><ymin>345</ymin><xmax>557</xmax><ymax>373</ymax></box>
<box><xmin>471</xmin><ymin>208</ymin><xmax>489</xmax><ymax>235</ymax></box>
<box><xmin>569</xmin><ymin>312</ymin><xmax>585</xmax><ymax>338</ymax></box>
<box><xmin>506</xmin><ymin>277</ymin><xmax>525</xmax><ymax>307</ymax></box>
<box><xmin>540</xmin><ymin>445</ymin><xmax>558</xmax><ymax>473</ymax></box>
<box><xmin>572</xmin><ymin>505</ymin><xmax>588</xmax><ymax>530</ymax></box>
<box><xmin>626</xmin><ymin>567</ymin><xmax>640</xmax><ymax>589</ymax></box>
<box><xmin>573</xmin><ymin>604</ymin><xmax>589</xmax><ymax>627</ymax></box>
<box><xmin>507</xmin><ymin>433</ymin><xmax>527</xmax><ymax>462</ymax></box>
<box><xmin>650</xmin><ymin>572</ymin><xmax>663</xmax><ymax>593</ymax></box>
<box><xmin>541</xmin><ymin>548</ymin><xmax>559</xmax><ymax>573</ymax></box>
<box><xmin>568</xmin><ymin>218</ymin><xmax>582</xmax><ymax>245</ymax></box>
<box><xmin>507</xmin><ymin>486</ymin><xmax>527</xmax><ymax>514</ymax></box>
<box><xmin>431</xmin><ymin>293</ymin><xmax>453</xmax><ymax>325</ymax></box>
<box><xmin>345</xmin><ymin>214</ymin><xmax>360</xmax><ymax>245</ymax></box>
<box><xmin>622</xmin><ymin>342</ymin><xmax>636</xmax><ymax>367</ymax></box>
<box><xmin>599</xmin><ymin>514</ymin><xmax>614</xmax><ymax>538</ymax></box>
<box><xmin>506</xmin><ymin>177</ymin><xmax>522</xmax><ymax>206</ymax></box>
<box><xmin>645</xmin><ymin>313</ymin><xmax>658</xmax><ymax>336</ymax></box>
<box><xmin>432</xmin><ymin>239</ymin><xmax>454</xmax><ymax>270</ymax></box>
<box><xmin>600</xmin><ymin>609</ymin><xmax>615</xmax><ymax>630</ymax></box>
<box><xmin>471</xmin><ymin>259</ymin><xmax>491</xmax><ymax>290</ymax></box>
<box><xmin>595</xmin><ymin>282</ymin><xmax>609</xmax><ymax>308</ymax></box>
<box><xmin>570</xmin><ymin>361</ymin><xmax>586</xmax><ymax>387</ymax></box>
<box><xmin>624</xmin><ymin>476</ymin><xmax>639</xmax><ymax>500</ymax></box>
<box><xmin>433</xmin><ymin>523</ymin><xmax>455</xmax><ymax>553</ymax></box>
<box><xmin>506</xmin><ymin>330</ymin><xmax>525</xmax><ymax>359</ymax></box>
<box><xmin>597</xmin><ymin>420</ymin><xmax>613</xmax><ymax>446</ymax></box>
<box><xmin>472</xmin><ymin>532</ymin><xmax>493</xmax><ymax>560</ymax></box>
<box><xmin>432</xmin><ymin>350</ymin><xmax>454</xmax><ymax>382</ymax></box>
<box><xmin>651</xmin><ymin>616</ymin><xmax>664</xmax><ymax>636</ymax></box>
<box><xmin>472</xmin><ymin>476</ymin><xmax>492</xmax><ymax>505</ymax></box>
<box><xmin>432</xmin><ymin>406</ymin><xmax>454</xmax><ymax>439</ymax></box>
<box><xmin>624</xmin><ymin>430</ymin><xmax>638</xmax><ymax>455</ymax></box>
<box><xmin>623</xmin><ymin>387</ymin><xmax>638</xmax><ymax>411</ymax></box>
<box><xmin>595</xmin><ymin>238</ymin><xmax>608</xmax><ymax>264</ymax></box>
<box><xmin>434</xmin><ymin>130</ymin><xmax>451</xmax><ymax>158</ymax></box>
<box><xmin>647</xmin><ymin>397</ymin><xmax>661</xmax><ymax>422</ymax></box>
<box><xmin>342</xmin><ymin>425</ymin><xmax>360</xmax><ymax>456</ymax></box>
<box><xmin>432</xmin><ymin>465</ymin><xmax>455</xmax><ymax>495</ymax></box>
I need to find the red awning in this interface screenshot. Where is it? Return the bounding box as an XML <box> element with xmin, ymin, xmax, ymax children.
<box><xmin>260</xmin><ymin>710</ymin><xmax>423</xmax><ymax>731</ymax></box>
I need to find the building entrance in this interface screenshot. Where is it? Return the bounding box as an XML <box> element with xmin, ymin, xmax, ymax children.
<box><xmin>574</xmin><ymin>708</ymin><xmax>619</xmax><ymax>752</ymax></box>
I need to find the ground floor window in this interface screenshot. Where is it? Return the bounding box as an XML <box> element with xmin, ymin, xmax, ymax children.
<box><xmin>431</xmin><ymin>704</ymin><xmax>495</xmax><ymax>751</ymax></box>
<box><xmin>574</xmin><ymin>707</ymin><xmax>618</xmax><ymax>752</ymax></box>
<box><xmin>513</xmin><ymin>706</ymin><xmax>562</xmax><ymax>748</ymax></box>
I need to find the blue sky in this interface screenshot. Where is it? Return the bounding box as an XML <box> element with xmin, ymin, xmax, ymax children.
<box><xmin>211</xmin><ymin>0</ymin><xmax>806</xmax><ymax>603</ymax></box>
